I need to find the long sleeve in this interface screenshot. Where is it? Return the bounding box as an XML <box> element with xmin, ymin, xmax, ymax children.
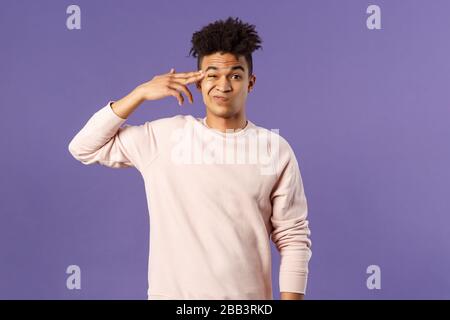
<box><xmin>68</xmin><ymin>101</ymin><xmax>158</xmax><ymax>172</ymax></box>
<box><xmin>270</xmin><ymin>148</ymin><xmax>312</xmax><ymax>294</ymax></box>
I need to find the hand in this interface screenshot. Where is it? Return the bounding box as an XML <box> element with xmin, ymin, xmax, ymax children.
<box><xmin>135</xmin><ymin>68</ymin><xmax>205</xmax><ymax>106</ymax></box>
<box><xmin>280</xmin><ymin>292</ymin><xmax>304</xmax><ymax>300</ymax></box>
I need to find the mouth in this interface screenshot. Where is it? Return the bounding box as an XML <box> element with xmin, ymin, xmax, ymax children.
<box><xmin>212</xmin><ymin>96</ymin><xmax>230</xmax><ymax>103</ymax></box>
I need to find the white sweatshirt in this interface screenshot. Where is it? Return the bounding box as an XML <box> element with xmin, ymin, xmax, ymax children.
<box><xmin>68</xmin><ymin>101</ymin><xmax>312</xmax><ymax>300</ymax></box>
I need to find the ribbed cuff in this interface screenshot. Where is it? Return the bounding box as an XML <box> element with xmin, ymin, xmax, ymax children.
<box><xmin>105</xmin><ymin>100</ymin><xmax>127</xmax><ymax>121</ymax></box>
<box><xmin>279</xmin><ymin>271</ymin><xmax>308</xmax><ymax>294</ymax></box>
<box><xmin>86</xmin><ymin>101</ymin><xmax>127</xmax><ymax>137</ymax></box>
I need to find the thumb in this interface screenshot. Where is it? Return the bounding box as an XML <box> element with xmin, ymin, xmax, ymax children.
<box><xmin>170</xmin><ymin>68</ymin><xmax>175</xmax><ymax>74</ymax></box>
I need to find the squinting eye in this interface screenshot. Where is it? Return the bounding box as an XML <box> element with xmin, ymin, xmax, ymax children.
<box><xmin>206</xmin><ymin>74</ymin><xmax>241</xmax><ymax>79</ymax></box>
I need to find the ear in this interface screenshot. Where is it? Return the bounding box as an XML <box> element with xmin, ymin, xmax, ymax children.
<box><xmin>248</xmin><ymin>74</ymin><xmax>256</xmax><ymax>92</ymax></box>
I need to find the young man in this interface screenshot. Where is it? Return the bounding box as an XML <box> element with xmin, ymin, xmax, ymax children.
<box><xmin>68</xmin><ymin>17</ymin><xmax>311</xmax><ymax>300</ymax></box>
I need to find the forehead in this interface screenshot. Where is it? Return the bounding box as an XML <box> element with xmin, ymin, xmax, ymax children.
<box><xmin>200</xmin><ymin>52</ymin><xmax>247</xmax><ymax>71</ymax></box>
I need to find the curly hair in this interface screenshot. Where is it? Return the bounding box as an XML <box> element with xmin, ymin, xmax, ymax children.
<box><xmin>189</xmin><ymin>17</ymin><xmax>262</xmax><ymax>76</ymax></box>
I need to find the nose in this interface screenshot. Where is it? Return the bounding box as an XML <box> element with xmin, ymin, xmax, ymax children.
<box><xmin>215</xmin><ymin>76</ymin><xmax>232</xmax><ymax>92</ymax></box>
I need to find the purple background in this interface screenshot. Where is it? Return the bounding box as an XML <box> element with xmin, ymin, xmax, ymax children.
<box><xmin>1</xmin><ymin>0</ymin><xmax>449</xmax><ymax>299</ymax></box>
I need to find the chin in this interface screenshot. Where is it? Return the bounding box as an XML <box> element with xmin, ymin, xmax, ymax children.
<box><xmin>209</xmin><ymin>106</ymin><xmax>238</xmax><ymax>118</ymax></box>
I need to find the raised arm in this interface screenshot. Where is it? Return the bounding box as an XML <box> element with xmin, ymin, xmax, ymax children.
<box><xmin>68</xmin><ymin>68</ymin><xmax>205</xmax><ymax>171</ymax></box>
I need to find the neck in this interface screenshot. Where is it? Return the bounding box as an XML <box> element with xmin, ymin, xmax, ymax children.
<box><xmin>204</xmin><ymin>111</ymin><xmax>248</xmax><ymax>133</ymax></box>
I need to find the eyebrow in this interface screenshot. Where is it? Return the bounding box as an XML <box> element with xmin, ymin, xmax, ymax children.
<box><xmin>204</xmin><ymin>66</ymin><xmax>245</xmax><ymax>73</ymax></box>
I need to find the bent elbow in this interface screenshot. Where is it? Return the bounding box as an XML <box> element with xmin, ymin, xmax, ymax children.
<box><xmin>68</xmin><ymin>140</ymin><xmax>92</xmax><ymax>165</ymax></box>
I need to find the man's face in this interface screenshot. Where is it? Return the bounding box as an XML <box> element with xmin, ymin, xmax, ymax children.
<box><xmin>196</xmin><ymin>52</ymin><xmax>256</xmax><ymax>119</ymax></box>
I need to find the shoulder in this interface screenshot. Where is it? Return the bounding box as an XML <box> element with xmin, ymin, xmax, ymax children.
<box><xmin>140</xmin><ymin>114</ymin><xmax>193</xmax><ymax>132</ymax></box>
<box><xmin>144</xmin><ymin>114</ymin><xmax>188</xmax><ymax>127</ymax></box>
<box><xmin>118</xmin><ymin>114</ymin><xmax>190</xmax><ymax>139</ymax></box>
<box><xmin>251</xmin><ymin>123</ymin><xmax>296</xmax><ymax>157</ymax></box>
<box><xmin>251</xmin><ymin>122</ymin><xmax>301</xmax><ymax>176</ymax></box>
<box><xmin>137</xmin><ymin>114</ymin><xmax>200</xmax><ymax>143</ymax></box>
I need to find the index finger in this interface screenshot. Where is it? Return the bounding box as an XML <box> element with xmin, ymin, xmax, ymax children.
<box><xmin>172</xmin><ymin>70</ymin><xmax>204</xmax><ymax>79</ymax></box>
<box><xmin>174</xmin><ymin>72</ymin><xmax>205</xmax><ymax>85</ymax></box>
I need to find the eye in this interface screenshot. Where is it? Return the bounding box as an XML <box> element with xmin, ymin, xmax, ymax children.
<box><xmin>207</xmin><ymin>74</ymin><xmax>217</xmax><ymax>78</ymax></box>
<box><xmin>231</xmin><ymin>74</ymin><xmax>241</xmax><ymax>79</ymax></box>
